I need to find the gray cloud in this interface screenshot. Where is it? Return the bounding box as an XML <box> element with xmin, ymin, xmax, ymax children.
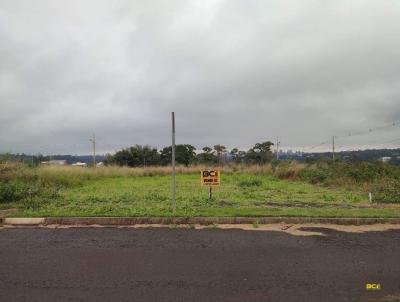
<box><xmin>1</xmin><ymin>0</ymin><xmax>400</xmax><ymax>154</ymax></box>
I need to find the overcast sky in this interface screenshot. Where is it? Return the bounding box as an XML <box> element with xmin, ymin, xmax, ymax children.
<box><xmin>1</xmin><ymin>0</ymin><xmax>400</xmax><ymax>155</ymax></box>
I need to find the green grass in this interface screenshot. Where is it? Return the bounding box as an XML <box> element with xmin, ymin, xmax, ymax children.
<box><xmin>1</xmin><ymin>163</ymin><xmax>400</xmax><ymax>218</ymax></box>
<box><xmin>8</xmin><ymin>173</ymin><xmax>400</xmax><ymax>218</ymax></box>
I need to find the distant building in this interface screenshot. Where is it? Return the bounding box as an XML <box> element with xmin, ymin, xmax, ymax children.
<box><xmin>378</xmin><ymin>157</ymin><xmax>392</xmax><ymax>163</ymax></box>
<box><xmin>72</xmin><ymin>162</ymin><xmax>87</xmax><ymax>167</ymax></box>
<box><xmin>41</xmin><ymin>160</ymin><xmax>68</xmax><ymax>166</ymax></box>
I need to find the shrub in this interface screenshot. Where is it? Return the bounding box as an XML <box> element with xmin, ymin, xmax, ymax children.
<box><xmin>238</xmin><ymin>178</ymin><xmax>262</xmax><ymax>187</ymax></box>
<box><xmin>22</xmin><ymin>196</ymin><xmax>45</xmax><ymax>210</ymax></box>
<box><xmin>273</xmin><ymin>161</ymin><xmax>305</xmax><ymax>180</ymax></box>
<box><xmin>344</xmin><ymin>162</ymin><xmax>395</xmax><ymax>182</ymax></box>
<box><xmin>0</xmin><ymin>182</ymin><xmax>29</xmax><ymax>203</ymax></box>
<box><xmin>372</xmin><ymin>179</ymin><xmax>400</xmax><ymax>203</ymax></box>
<box><xmin>298</xmin><ymin>168</ymin><xmax>331</xmax><ymax>184</ymax></box>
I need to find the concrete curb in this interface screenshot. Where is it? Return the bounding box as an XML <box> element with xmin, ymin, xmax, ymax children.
<box><xmin>1</xmin><ymin>217</ymin><xmax>399</xmax><ymax>226</ymax></box>
<box><xmin>4</xmin><ymin>218</ymin><xmax>45</xmax><ymax>226</ymax></box>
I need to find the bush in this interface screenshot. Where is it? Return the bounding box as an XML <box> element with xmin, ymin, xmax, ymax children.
<box><xmin>238</xmin><ymin>178</ymin><xmax>262</xmax><ymax>187</ymax></box>
<box><xmin>296</xmin><ymin>161</ymin><xmax>400</xmax><ymax>186</ymax></box>
<box><xmin>273</xmin><ymin>161</ymin><xmax>304</xmax><ymax>180</ymax></box>
<box><xmin>298</xmin><ymin>169</ymin><xmax>331</xmax><ymax>184</ymax></box>
<box><xmin>0</xmin><ymin>182</ymin><xmax>30</xmax><ymax>203</ymax></box>
<box><xmin>345</xmin><ymin>162</ymin><xmax>398</xmax><ymax>182</ymax></box>
<box><xmin>372</xmin><ymin>179</ymin><xmax>400</xmax><ymax>203</ymax></box>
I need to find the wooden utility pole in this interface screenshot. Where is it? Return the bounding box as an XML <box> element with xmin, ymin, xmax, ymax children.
<box><xmin>90</xmin><ymin>134</ymin><xmax>96</xmax><ymax>167</ymax></box>
<box><xmin>276</xmin><ymin>137</ymin><xmax>280</xmax><ymax>160</ymax></box>
<box><xmin>171</xmin><ymin>112</ymin><xmax>176</xmax><ymax>213</ymax></box>
<box><xmin>332</xmin><ymin>136</ymin><xmax>335</xmax><ymax>160</ymax></box>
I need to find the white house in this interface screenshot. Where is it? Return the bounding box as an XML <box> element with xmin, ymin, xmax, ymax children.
<box><xmin>72</xmin><ymin>162</ymin><xmax>87</xmax><ymax>167</ymax></box>
<box><xmin>41</xmin><ymin>160</ymin><xmax>68</xmax><ymax>166</ymax></box>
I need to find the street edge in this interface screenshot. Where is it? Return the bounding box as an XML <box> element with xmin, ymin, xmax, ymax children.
<box><xmin>2</xmin><ymin>217</ymin><xmax>400</xmax><ymax>226</ymax></box>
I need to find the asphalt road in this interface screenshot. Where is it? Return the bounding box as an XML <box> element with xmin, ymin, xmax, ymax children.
<box><xmin>0</xmin><ymin>226</ymin><xmax>399</xmax><ymax>302</ymax></box>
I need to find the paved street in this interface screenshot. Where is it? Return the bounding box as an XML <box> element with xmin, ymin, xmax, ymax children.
<box><xmin>0</xmin><ymin>226</ymin><xmax>399</xmax><ymax>302</ymax></box>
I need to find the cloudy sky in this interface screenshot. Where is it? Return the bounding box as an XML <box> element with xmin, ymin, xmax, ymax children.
<box><xmin>1</xmin><ymin>0</ymin><xmax>400</xmax><ymax>155</ymax></box>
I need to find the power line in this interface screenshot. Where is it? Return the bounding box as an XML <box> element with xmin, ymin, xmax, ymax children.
<box><xmin>301</xmin><ymin>120</ymin><xmax>400</xmax><ymax>153</ymax></box>
<box><xmin>335</xmin><ymin>121</ymin><xmax>400</xmax><ymax>139</ymax></box>
<box><xmin>302</xmin><ymin>140</ymin><xmax>331</xmax><ymax>152</ymax></box>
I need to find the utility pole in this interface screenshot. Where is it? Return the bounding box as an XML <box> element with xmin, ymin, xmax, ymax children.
<box><xmin>90</xmin><ymin>134</ymin><xmax>96</xmax><ymax>168</ymax></box>
<box><xmin>276</xmin><ymin>137</ymin><xmax>280</xmax><ymax>160</ymax></box>
<box><xmin>171</xmin><ymin>112</ymin><xmax>176</xmax><ymax>213</ymax></box>
<box><xmin>332</xmin><ymin>136</ymin><xmax>335</xmax><ymax>160</ymax></box>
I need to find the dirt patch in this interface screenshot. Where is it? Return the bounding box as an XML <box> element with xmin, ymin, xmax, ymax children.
<box><xmin>39</xmin><ymin>223</ymin><xmax>400</xmax><ymax>237</ymax></box>
<box><xmin>212</xmin><ymin>223</ymin><xmax>400</xmax><ymax>236</ymax></box>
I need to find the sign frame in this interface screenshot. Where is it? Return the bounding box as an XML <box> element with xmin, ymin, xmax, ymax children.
<box><xmin>201</xmin><ymin>170</ymin><xmax>221</xmax><ymax>187</ymax></box>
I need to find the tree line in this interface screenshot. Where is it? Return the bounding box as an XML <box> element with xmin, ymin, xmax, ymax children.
<box><xmin>105</xmin><ymin>141</ymin><xmax>275</xmax><ymax>167</ymax></box>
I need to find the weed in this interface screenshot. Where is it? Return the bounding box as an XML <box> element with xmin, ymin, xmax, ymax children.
<box><xmin>2</xmin><ymin>162</ymin><xmax>400</xmax><ymax>217</ymax></box>
<box><xmin>372</xmin><ymin>179</ymin><xmax>400</xmax><ymax>203</ymax></box>
<box><xmin>23</xmin><ymin>196</ymin><xmax>45</xmax><ymax>210</ymax></box>
<box><xmin>238</xmin><ymin>178</ymin><xmax>262</xmax><ymax>187</ymax></box>
<box><xmin>322</xmin><ymin>194</ymin><xmax>336</xmax><ymax>202</ymax></box>
<box><xmin>0</xmin><ymin>182</ymin><xmax>42</xmax><ymax>203</ymax></box>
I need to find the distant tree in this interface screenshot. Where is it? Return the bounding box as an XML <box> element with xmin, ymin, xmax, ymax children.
<box><xmin>0</xmin><ymin>153</ymin><xmax>14</xmax><ymax>163</ymax></box>
<box><xmin>253</xmin><ymin>141</ymin><xmax>274</xmax><ymax>153</ymax></box>
<box><xmin>202</xmin><ymin>146</ymin><xmax>212</xmax><ymax>153</ymax></box>
<box><xmin>213</xmin><ymin>145</ymin><xmax>226</xmax><ymax>156</ymax></box>
<box><xmin>228</xmin><ymin>148</ymin><xmax>247</xmax><ymax>163</ymax></box>
<box><xmin>213</xmin><ymin>144</ymin><xmax>227</xmax><ymax>164</ymax></box>
<box><xmin>104</xmin><ymin>153</ymin><xmax>114</xmax><ymax>166</ymax></box>
<box><xmin>197</xmin><ymin>146</ymin><xmax>216</xmax><ymax>164</ymax></box>
<box><xmin>246</xmin><ymin>141</ymin><xmax>274</xmax><ymax>164</ymax></box>
<box><xmin>237</xmin><ymin>150</ymin><xmax>247</xmax><ymax>163</ymax></box>
<box><xmin>160</xmin><ymin>144</ymin><xmax>196</xmax><ymax>166</ymax></box>
<box><xmin>229</xmin><ymin>148</ymin><xmax>239</xmax><ymax>162</ymax></box>
<box><xmin>108</xmin><ymin>145</ymin><xmax>160</xmax><ymax>167</ymax></box>
<box><xmin>244</xmin><ymin>148</ymin><xmax>259</xmax><ymax>164</ymax></box>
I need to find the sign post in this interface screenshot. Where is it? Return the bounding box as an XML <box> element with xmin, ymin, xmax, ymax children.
<box><xmin>201</xmin><ymin>170</ymin><xmax>221</xmax><ymax>200</ymax></box>
<box><xmin>172</xmin><ymin>112</ymin><xmax>176</xmax><ymax>213</ymax></box>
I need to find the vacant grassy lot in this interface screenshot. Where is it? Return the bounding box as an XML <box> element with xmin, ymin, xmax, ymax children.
<box><xmin>1</xmin><ymin>162</ymin><xmax>400</xmax><ymax>217</ymax></box>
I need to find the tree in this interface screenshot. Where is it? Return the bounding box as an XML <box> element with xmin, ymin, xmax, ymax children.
<box><xmin>237</xmin><ymin>150</ymin><xmax>247</xmax><ymax>163</ymax></box>
<box><xmin>197</xmin><ymin>146</ymin><xmax>216</xmax><ymax>164</ymax></box>
<box><xmin>229</xmin><ymin>148</ymin><xmax>239</xmax><ymax>162</ymax></box>
<box><xmin>213</xmin><ymin>145</ymin><xmax>226</xmax><ymax>156</ymax></box>
<box><xmin>247</xmin><ymin>141</ymin><xmax>274</xmax><ymax>164</ymax></box>
<box><xmin>253</xmin><ymin>141</ymin><xmax>274</xmax><ymax>153</ymax></box>
<box><xmin>202</xmin><ymin>146</ymin><xmax>212</xmax><ymax>153</ymax></box>
<box><xmin>108</xmin><ymin>145</ymin><xmax>160</xmax><ymax>167</ymax></box>
<box><xmin>244</xmin><ymin>148</ymin><xmax>259</xmax><ymax>164</ymax></box>
<box><xmin>160</xmin><ymin>144</ymin><xmax>196</xmax><ymax>166</ymax></box>
<box><xmin>213</xmin><ymin>144</ymin><xmax>227</xmax><ymax>164</ymax></box>
<box><xmin>0</xmin><ymin>153</ymin><xmax>13</xmax><ymax>163</ymax></box>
